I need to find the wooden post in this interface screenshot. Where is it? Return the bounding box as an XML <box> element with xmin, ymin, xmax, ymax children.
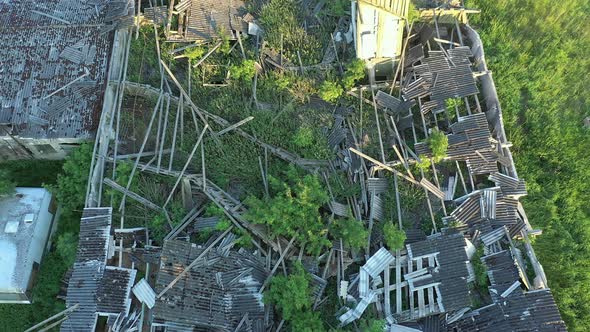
<box><xmin>163</xmin><ymin>125</ymin><xmax>208</xmax><ymax>208</ymax></box>
<box><xmin>24</xmin><ymin>304</ymin><xmax>79</xmax><ymax>332</ymax></box>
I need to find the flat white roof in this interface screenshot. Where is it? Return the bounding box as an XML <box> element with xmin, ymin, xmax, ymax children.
<box><xmin>0</xmin><ymin>188</ymin><xmax>53</xmax><ymax>295</ymax></box>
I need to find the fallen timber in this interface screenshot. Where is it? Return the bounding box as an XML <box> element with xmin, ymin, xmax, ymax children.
<box><xmin>123</xmin><ymin>80</ymin><xmax>329</xmax><ymax>172</ymax></box>
<box><xmin>137</xmin><ymin>162</ymin><xmax>289</xmax><ymax>253</ymax></box>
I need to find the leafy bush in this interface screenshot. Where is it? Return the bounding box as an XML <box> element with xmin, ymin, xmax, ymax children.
<box><xmin>49</xmin><ymin>143</ymin><xmax>92</xmax><ymax>213</ymax></box>
<box><xmin>184</xmin><ymin>46</ymin><xmax>206</xmax><ymax>61</ymax></box>
<box><xmin>428</xmin><ymin>128</ymin><xmax>448</xmax><ymax>163</ymax></box>
<box><xmin>445</xmin><ymin>97</ymin><xmax>462</xmax><ymax>112</ymax></box>
<box><xmin>245</xmin><ymin>166</ymin><xmax>331</xmax><ymax>255</ymax></box>
<box><xmin>383</xmin><ymin>223</ymin><xmax>406</xmax><ymax>250</ymax></box>
<box><xmin>293</xmin><ymin>126</ymin><xmax>315</xmax><ymax>147</ymax></box>
<box><xmin>229</xmin><ymin>59</ymin><xmax>256</xmax><ymax>81</ymax></box>
<box><xmin>342</xmin><ymin>59</ymin><xmax>366</xmax><ymax>89</ymax></box>
<box><xmin>319</xmin><ymin>80</ymin><xmax>343</xmax><ymax>103</ymax></box>
<box><xmin>416</xmin><ymin>155</ymin><xmax>431</xmax><ymax>171</ymax></box>
<box><xmin>329</xmin><ymin>217</ymin><xmax>368</xmax><ymax>250</ymax></box>
<box><xmin>265</xmin><ymin>262</ymin><xmax>324</xmax><ymax>331</ymax></box>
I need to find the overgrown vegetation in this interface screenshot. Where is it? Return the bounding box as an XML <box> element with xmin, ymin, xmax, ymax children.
<box><xmin>259</xmin><ymin>0</ymin><xmax>323</xmax><ymax>64</ymax></box>
<box><xmin>469</xmin><ymin>0</ymin><xmax>590</xmax><ymax>329</ymax></box>
<box><xmin>471</xmin><ymin>245</ymin><xmax>489</xmax><ymax>295</ymax></box>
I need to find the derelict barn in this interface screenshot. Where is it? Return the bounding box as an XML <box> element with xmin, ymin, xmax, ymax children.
<box><xmin>35</xmin><ymin>0</ymin><xmax>569</xmax><ymax>331</ymax></box>
<box><xmin>0</xmin><ymin>0</ymin><xmax>134</xmax><ymax>160</ymax></box>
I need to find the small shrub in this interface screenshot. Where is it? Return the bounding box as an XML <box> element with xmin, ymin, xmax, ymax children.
<box><xmin>428</xmin><ymin>128</ymin><xmax>449</xmax><ymax>163</ymax></box>
<box><xmin>342</xmin><ymin>59</ymin><xmax>366</xmax><ymax>89</ymax></box>
<box><xmin>416</xmin><ymin>155</ymin><xmax>431</xmax><ymax>171</ymax></box>
<box><xmin>216</xmin><ymin>218</ymin><xmax>232</xmax><ymax>231</ymax></box>
<box><xmin>229</xmin><ymin>59</ymin><xmax>256</xmax><ymax>81</ymax></box>
<box><xmin>319</xmin><ymin>80</ymin><xmax>343</xmax><ymax>102</ymax></box>
<box><xmin>383</xmin><ymin>223</ymin><xmax>406</xmax><ymax>250</ymax></box>
<box><xmin>293</xmin><ymin>126</ymin><xmax>315</xmax><ymax>148</ymax></box>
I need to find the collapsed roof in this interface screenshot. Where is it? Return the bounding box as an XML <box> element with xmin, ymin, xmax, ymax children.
<box><xmin>0</xmin><ymin>0</ymin><xmax>133</xmax><ymax>139</ymax></box>
<box><xmin>61</xmin><ymin>207</ymin><xmax>136</xmax><ymax>331</ymax></box>
<box><xmin>164</xmin><ymin>0</ymin><xmax>249</xmax><ymax>42</ymax></box>
<box><xmin>153</xmin><ymin>238</ymin><xmax>271</xmax><ymax>331</ymax></box>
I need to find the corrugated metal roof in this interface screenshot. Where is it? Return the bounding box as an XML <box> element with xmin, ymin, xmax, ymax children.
<box><xmin>133</xmin><ymin>278</ymin><xmax>156</xmax><ymax>309</ymax></box>
<box><xmin>362</xmin><ymin>247</ymin><xmax>395</xmax><ymax>278</ymax></box>
<box><xmin>0</xmin><ymin>0</ymin><xmax>120</xmax><ymax>140</ymax></box>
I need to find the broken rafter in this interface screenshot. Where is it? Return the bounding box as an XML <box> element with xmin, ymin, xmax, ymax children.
<box><xmin>156</xmin><ymin>225</ymin><xmax>234</xmax><ymax>298</ymax></box>
<box><xmin>103</xmin><ymin>178</ymin><xmax>163</xmax><ymax>212</ymax></box>
<box><xmin>214</xmin><ymin>116</ymin><xmax>254</xmax><ymax>137</ymax></box>
<box><xmin>162</xmin><ymin>124</ymin><xmax>209</xmax><ymax>208</ymax></box>
<box><xmin>160</xmin><ymin>60</ymin><xmax>216</xmax><ymax>137</ymax></box>
<box><xmin>24</xmin><ymin>304</ymin><xmax>79</xmax><ymax>332</ymax></box>
<box><xmin>349</xmin><ymin>148</ymin><xmax>419</xmax><ymax>186</ymax></box>
<box><xmin>43</xmin><ymin>68</ymin><xmax>89</xmax><ymax>99</ymax></box>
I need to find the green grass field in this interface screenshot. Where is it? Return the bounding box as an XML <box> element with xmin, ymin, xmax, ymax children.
<box><xmin>469</xmin><ymin>1</ymin><xmax>590</xmax><ymax>330</ymax></box>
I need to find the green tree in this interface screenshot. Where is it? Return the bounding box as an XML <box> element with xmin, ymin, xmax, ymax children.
<box><xmin>319</xmin><ymin>80</ymin><xmax>344</xmax><ymax>103</ymax></box>
<box><xmin>329</xmin><ymin>217</ymin><xmax>368</xmax><ymax>250</ymax></box>
<box><xmin>428</xmin><ymin>128</ymin><xmax>448</xmax><ymax>162</ymax></box>
<box><xmin>265</xmin><ymin>262</ymin><xmax>325</xmax><ymax>331</ymax></box>
<box><xmin>383</xmin><ymin>223</ymin><xmax>406</xmax><ymax>250</ymax></box>
<box><xmin>0</xmin><ymin>169</ymin><xmax>15</xmax><ymax>197</ymax></box>
<box><xmin>49</xmin><ymin>143</ymin><xmax>92</xmax><ymax>212</ymax></box>
<box><xmin>56</xmin><ymin>232</ymin><xmax>78</xmax><ymax>266</ymax></box>
<box><xmin>245</xmin><ymin>166</ymin><xmax>331</xmax><ymax>255</ymax></box>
